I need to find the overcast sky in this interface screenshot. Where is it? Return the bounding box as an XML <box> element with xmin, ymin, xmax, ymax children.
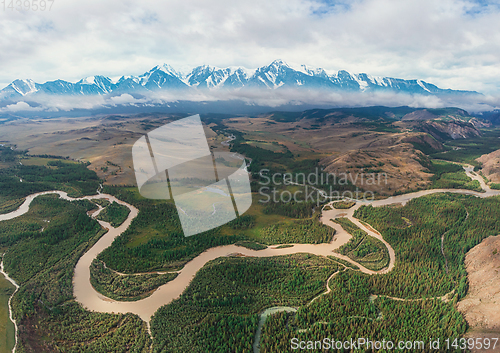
<box><xmin>1</xmin><ymin>0</ymin><xmax>500</xmax><ymax>94</ymax></box>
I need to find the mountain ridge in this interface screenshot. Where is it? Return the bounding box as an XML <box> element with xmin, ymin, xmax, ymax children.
<box><xmin>0</xmin><ymin>60</ymin><xmax>479</xmax><ymax>101</ymax></box>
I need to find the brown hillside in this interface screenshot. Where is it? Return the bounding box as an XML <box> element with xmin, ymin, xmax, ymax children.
<box><xmin>477</xmin><ymin>149</ymin><xmax>500</xmax><ymax>183</ymax></box>
<box><xmin>458</xmin><ymin>235</ymin><xmax>500</xmax><ymax>350</ymax></box>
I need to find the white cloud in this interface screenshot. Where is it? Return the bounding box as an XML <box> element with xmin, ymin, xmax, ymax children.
<box><xmin>2</xmin><ymin>101</ymin><xmax>36</xmax><ymax>112</ymax></box>
<box><xmin>3</xmin><ymin>87</ymin><xmax>499</xmax><ymax>114</ymax></box>
<box><xmin>108</xmin><ymin>93</ymin><xmax>138</xmax><ymax>105</ymax></box>
<box><xmin>11</xmin><ymin>94</ymin><xmax>108</xmax><ymax>111</ymax></box>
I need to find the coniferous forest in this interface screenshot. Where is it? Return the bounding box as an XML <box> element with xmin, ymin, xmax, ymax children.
<box><xmin>1</xmin><ymin>148</ymin><xmax>500</xmax><ymax>352</ymax></box>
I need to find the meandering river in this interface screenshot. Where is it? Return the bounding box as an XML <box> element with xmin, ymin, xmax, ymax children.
<box><xmin>0</xmin><ymin>165</ymin><xmax>498</xmax><ymax>352</ymax></box>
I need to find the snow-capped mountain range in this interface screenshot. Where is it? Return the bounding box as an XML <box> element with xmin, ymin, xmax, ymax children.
<box><xmin>0</xmin><ymin>60</ymin><xmax>477</xmax><ymax>101</ymax></box>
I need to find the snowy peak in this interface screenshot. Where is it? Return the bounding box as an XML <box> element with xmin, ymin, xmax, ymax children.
<box><xmin>250</xmin><ymin>60</ymin><xmax>303</xmax><ymax>88</ymax></box>
<box><xmin>187</xmin><ymin>65</ymin><xmax>256</xmax><ymax>89</ymax></box>
<box><xmin>77</xmin><ymin>76</ymin><xmax>98</xmax><ymax>85</ymax></box>
<box><xmin>131</xmin><ymin>63</ymin><xmax>188</xmax><ymax>90</ymax></box>
<box><xmin>268</xmin><ymin>59</ymin><xmax>290</xmax><ymax>70</ymax></box>
<box><xmin>77</xmin><ymin>75</ymin><xmax>113</xmax><ymax>86</ymax></box>
<box><xmin>76</xmin><ymin>76</ymin><xmax>115</xmax><ymax>94</ymax></box>
<box><xmin>9</xmin><ymin>79</ymin><xmax>39</xmax><ymax>96</ymax></box>
<box><xmin>153</xmin><ymin>63</ymin><xmax>182</xmax><ymax>78</ymax></box>
<box><xmin>186</xmin><ymin>65</ymin><xmax>217</xmax><ymax>87</ymax></box>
